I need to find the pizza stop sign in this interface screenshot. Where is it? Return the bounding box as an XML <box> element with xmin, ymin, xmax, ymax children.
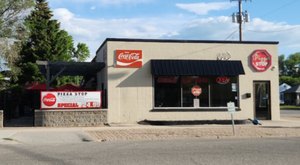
<box><xmin>191</xmin><ymin>85</ymin><xmax>202</xmax><ymax>97</ymax></box>
<box><xmin>250</xmin><ymin>49</ymin><xmax>272</xmax><ymax>72</ymax></box>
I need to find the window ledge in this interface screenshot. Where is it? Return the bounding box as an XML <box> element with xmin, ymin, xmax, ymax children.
<box><xmin>151</xmin><ymin>107</ymin><xmax>241</xmax><ymax>112</ymax></box>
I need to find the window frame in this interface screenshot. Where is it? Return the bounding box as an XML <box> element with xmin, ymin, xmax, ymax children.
<box><xmin>152</xmin><ymin>75</ymin><xmax>240</xmax><ymax>110</ymax></box>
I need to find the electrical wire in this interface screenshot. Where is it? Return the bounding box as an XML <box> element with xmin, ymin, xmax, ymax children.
<box><xmin>260</xmin><ymin>0</ymin><xmax>298</xmax><ymax>18</ymax></box>
<box><xmin>246</xmin><ymin>26</ymin><xmax>300</xmax><ymax>33</ymax></box>
<box><xmin>224</xmin><ymin>30</ymin><xmax>238</xmax><ymax>40</ymax></box>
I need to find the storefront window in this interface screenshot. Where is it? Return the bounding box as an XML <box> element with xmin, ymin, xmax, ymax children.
<box><xmin>210</xmin><ymin>77</ymin><xmax>237</xmax><ymax>107</ymax></box>
<box><xmin>181</xmin><ymin>76</ymin><xmax>209</xmax><ymax>107</ymax></box>
<box><xmin>154</xmin><ymin>76</ymin><xmax>238</xmax><ymax>108</ymax></box>
<box><xmin>154</xmin><ymin>76</ymin><xmax>181</xmax><ymax>107</ymax></box>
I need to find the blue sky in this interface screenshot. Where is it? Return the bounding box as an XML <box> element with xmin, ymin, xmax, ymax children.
<box><xmin>48</xmin><ymin>0</ymin><xmax>300</xmax><ymax>60</ymax></box>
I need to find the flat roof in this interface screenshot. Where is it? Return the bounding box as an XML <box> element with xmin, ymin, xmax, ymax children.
<box><xmin>96</xmin><ymin>38</ymin><xmax>279</xmax><ymax>55</ymax></box>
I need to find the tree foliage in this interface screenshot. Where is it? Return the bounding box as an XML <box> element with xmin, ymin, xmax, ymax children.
<box><xmin>0</xmin><ymin>0</ymin><xmax>34</xmax><ymax>86</ymax></box>
<box><xmin>0</xmin><ymin>0</ymin><xmax>34</xmax><ymax>38</ymax></box>
<box><xmin>279</xmin><ymin>52</ymin><xmax>300</xmax><ymax>86</ymax></box>
<box><xmin>17</xmin><ymin>0</ymin><xmax>90</xmax><ymax>86</ymax></box>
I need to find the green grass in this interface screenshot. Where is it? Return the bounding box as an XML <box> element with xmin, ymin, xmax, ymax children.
<box><xmin>280</xmin><ymin>105</ymin><xmax>300</xmax><ymax>110</ymax></box>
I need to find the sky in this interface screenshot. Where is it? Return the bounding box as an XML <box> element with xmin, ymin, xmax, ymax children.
<box><xmin>48</xmin><ymin>0</ymin><xmax>300</xmax><ymax>61</ymax></box>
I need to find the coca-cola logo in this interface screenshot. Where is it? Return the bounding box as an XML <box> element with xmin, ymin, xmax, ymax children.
<box><xmin>216</xmin><ymin>76</ymin><xmax>230</xmax><ymax>84</ymax></box>
<box><xmin>42</xmin><ymin>93</ymin><xmax>56</xmax><ymax>106</ymax></box>
<box><xmin>117</xmin><ymin>52</ymin><xmax>140</xmax><ymax>61</ymax></box>
<box><xmin>116</xmin><ymin>50</ymin><xmax>142</xmax><ymax>68</ymax></box>
<box><xmin>250</xmin><ymin>50</ymin><xmax>272</xmax><ymax>72</ymax></box>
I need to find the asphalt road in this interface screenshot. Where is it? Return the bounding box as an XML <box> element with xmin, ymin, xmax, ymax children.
<box><xmin>281</xmin><ymin>109</ymin><xmax>300</xmax><ymax>116</ymax></box>
<box><xmin>281</xmin><ymin>110</ymin><xmax>300</xmax><ymax>120</ymax></box>
<box><xmin>0</xmin><ymin>138</ymin><xmax>299</xmax><ymax>165</ymax></box>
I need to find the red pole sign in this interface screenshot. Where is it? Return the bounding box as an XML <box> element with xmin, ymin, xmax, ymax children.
<box><xmin>191</xmin><ymin>85</ymin><xmax>202</xmax><ymax>97</ymax></box>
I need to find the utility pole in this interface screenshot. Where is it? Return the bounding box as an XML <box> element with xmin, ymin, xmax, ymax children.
<box><xmin>231</xmin><ymin>0</ymin><xmax>251</xmax><ymax>41</ymax></box>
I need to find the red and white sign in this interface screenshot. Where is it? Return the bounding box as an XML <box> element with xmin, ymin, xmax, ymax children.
<box><xmin>250</xmin><ymin>49</ymin><xmax>272</xmax><ymax>72</ymax></box>
<box><xmin>42</xmin><ymin>93</ymin><xmax>56</xmax><ymax>106</ymax></box>
<box><xmin>157</xmin><ymin>76</ymin><xmax>178</xmax><ymax>83</ymax></box>
<box><xmin>115</xmin><ymin>50</ymin><xmax>142</xmax><ymax>68</ymax></box>
<box><xmin>41</xmin><ymin>91</ymin><xmax>101</xmax><ymax>109</ymax></box>
<box><xmin>191</xmin><ymin>85</ymin><xmax>202</xmax><ymax>97</ymax></box>
<box><xmin>216</xmin><ymin>76</ymin><xmax>230</xmax><ymax>84</ymax></box>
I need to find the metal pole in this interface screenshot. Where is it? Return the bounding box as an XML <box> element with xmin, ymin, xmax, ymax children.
<box><xmin>231</xmin><ymin>113</ymin><xmax>235</xmax><ymax>135</ymax></box>
<box><xmin>46</xmin><ymin>63</ymin><xmax>50</xmax><ymax>90</ymax></box>
<box><xmin>238</xmin><ymin>0</ymin><xmax>242</xmax><ymax>41</ymax></box>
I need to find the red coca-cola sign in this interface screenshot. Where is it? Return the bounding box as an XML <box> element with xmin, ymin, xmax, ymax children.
<box><xmin>250</xmin><ymin>49</ymin><xmax>272</xmax><ymax>72</ymax></box>
<box><xmin>191</xmin><ymin>85</ymin><xmax>202</xmax><ymax>97</ymax></box>
<box><xmin>115</xmin><ymin>50</ymin><xmax>142</xmax><ymax>68</ymax></box>
<box><xmin>42</xmin><ymin>93</ymin><xmax>56</xmax><ymax>106</ymax></box>
<box><xmin>216</xmin><ymin>76</ymin><xmax>230</xmax><ymax>84</ymax></box>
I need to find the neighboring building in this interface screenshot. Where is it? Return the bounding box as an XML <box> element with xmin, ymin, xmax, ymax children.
<box><xmin>284</xmin><ymin>85</ymin><xmax>300</xmax><ymax>105</ymax></box>
<box><xmin>279</xmin><ymin>83</ymin><xmax>291</xmax><ymax>104</ymax></box>
<box><xmin>95</xmin><ymin>38</ymin><xmax>280</xmax><ymax>123</ymax></box>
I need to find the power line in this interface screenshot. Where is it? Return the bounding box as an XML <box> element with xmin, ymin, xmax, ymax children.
<box><xmin>224</xmin><ymin>30</ymin><xmax>238</xmax><ymax>40</ymax></box>
<box><xmin>246</xmin><ymin>26</ymin><xmax>300</xmax><ymax>33</ymax></box>
<box><xmin>260</xmin><ymin>0</ymin><xmax>298</xmax><ymax>18</ymax></box>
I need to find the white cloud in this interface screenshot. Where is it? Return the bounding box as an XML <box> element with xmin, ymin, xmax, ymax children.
<box><xmin>90</xmin><ymin>6</ymin><xmax>96</xmax><ymax>10</ymax></box>
<box><xmin>245</xmin><ymin>18</ymin><xmax>300</xmax><ymax>55</ymax></box>
<box><xmin>52</xmin><ymin>8</ymin><xmax>300</xmax><ymax>60</ymax></box>
<box><xmin>176</xmin><ymin>2</ymin><xmax>235</xmax><ymax>15</ymax></box>
<box><xmin>53</xmin><ymin>8</ymin><xmax>74</xmax><ymax>21</ymax></box>
<box><xmin>49</xmin><ymin>0</ymin><xmax>153</xmax><ymax>6</ymax></box>
<box><xmin>98</xmin><ymin>0</ymin><xmax>153</xmax><ymax>6</ymax></box>
<box><xmin>52</xmin><ymin>8</ymin><xmax>186</xmax><ymax>60</ymax></box>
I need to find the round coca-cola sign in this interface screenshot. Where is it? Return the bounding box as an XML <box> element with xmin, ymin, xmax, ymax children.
<box><xmin>250</xmin><ymin>49</ymin><xmax>272</xmax><ymax>72</ymax></box>
<box><xmin>191</xmin><ymin>85</ymin><xmax>202</xmax><ymax>97</ymax></box>
<box><xmin>42</xmin><ymin>93</ymin><xmax>56</xmax><ymax>106</ymax></box>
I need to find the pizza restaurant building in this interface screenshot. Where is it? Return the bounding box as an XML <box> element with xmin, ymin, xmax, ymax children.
<box><xmin>94</xmin><ymin>38</ymin><xmax>279</xmax><ymax>124</ymax></box>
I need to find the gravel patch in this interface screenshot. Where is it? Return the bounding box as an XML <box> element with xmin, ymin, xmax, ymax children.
<box><xmin>87</xmin><ymin>126</ymin><xmax>300</xmax><ymax>142</ymax></box>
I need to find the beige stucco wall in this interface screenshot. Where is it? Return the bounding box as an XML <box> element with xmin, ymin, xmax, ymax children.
<box><xmin>96</xmin><ymin>40</ymin><xmax>279</xmax><ymax>124</ymax></box>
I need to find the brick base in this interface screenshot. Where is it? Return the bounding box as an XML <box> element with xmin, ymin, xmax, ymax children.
<box><xmin>34</xmin><ymin>109</ymin><xmax>107</xmax><ymax>127</ymax></box>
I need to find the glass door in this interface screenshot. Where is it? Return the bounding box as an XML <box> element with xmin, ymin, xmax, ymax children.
<box><xmin>253</xmin><ymin>81</ymin><xmax>271</xmax><ymax>120</ymax></box>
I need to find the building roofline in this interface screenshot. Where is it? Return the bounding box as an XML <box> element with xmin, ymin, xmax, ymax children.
<box><xmin>95</xmin><ymin>38</ymin><xmax>279</xmax><ymax>58</ymax></box>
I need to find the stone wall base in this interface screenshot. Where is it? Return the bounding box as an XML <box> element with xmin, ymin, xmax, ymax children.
<box><xmin>34</xmin><ymin>109</ymin><xmax>107</xmax><ymax>127</ymax></box>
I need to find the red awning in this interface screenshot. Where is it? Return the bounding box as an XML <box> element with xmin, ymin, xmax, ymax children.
<box><xmin>53</xmin><ymin>84</ymin><xmax>82</xmax><ymax>91</ymax></box>
<box><xmin>25</xmin><ymin>82</ymin><xmax>47</xmax><ymax>90</ymax></box>
<box><xmin>25</xmin><ymin>82</ymin><xmax>82</xmax><ymax>91</ymax></box>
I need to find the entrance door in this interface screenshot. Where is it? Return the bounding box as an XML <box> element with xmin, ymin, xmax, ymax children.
<box><xmin>253</xmin><ymin>81</ymin><xmax>271</xmax><ymax>120</ymax></box>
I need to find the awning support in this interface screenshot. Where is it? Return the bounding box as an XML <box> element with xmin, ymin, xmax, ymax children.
<box><xmin>36</xmin><ymin>60</ymin><xmax>105</xmax><ymax>90</ymax></box>
<box><xmin>50</xmin><ymin>67</ymin><xmax>66</xmax><ymax>84</ymax></box>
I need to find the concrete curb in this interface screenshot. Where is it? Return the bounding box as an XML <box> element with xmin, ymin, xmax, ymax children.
<box><xmin>1</xmin><ymin>117</ymin><xmax>300</xmax><ymax>144</ymax></box>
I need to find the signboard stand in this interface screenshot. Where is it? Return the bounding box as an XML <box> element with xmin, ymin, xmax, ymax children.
<box><xmin>230</xmin><ymin>113</ymin><xmax>235</xmax><ymax>135</ymax></box>
<box><xmin>193</xmin><ymin>98</ymin><xmax>200</xmax><ymax>107</ymax></box>
<box><xmin>227</xmin><ymin>102</ymin><xmax>236</xmax><ymax>136</ymax></box>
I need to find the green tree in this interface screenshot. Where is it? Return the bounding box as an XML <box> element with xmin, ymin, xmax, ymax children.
<box><xmin>56</xmin><ymin>43</ymin><xmax>90</xmax><ymax>86</ymax></box>
<box><xmin>279</xmin><ymin>52</ymin><xmax>300</xmax><ymax>86</ymax></box>
<box><xmin>0</xmin><ymin>0</ymin><xmax>34</xmax><ymax>85</ymax></box>
<box><xmin>0</xmin><ymin>0</ymin><xmax>34</xmax><ymax>38</ymax></box>
<box><xmin>278</xmin><ymin>54</ymin><xmax>286</xmax><ymax>75</ymax></box>
<box><xmin>285</xmin><ymin>53</ymin><xmax>300</xmax><ymax>76</ymax></box>
<box><xmin>17</xmin><ymin>0</ymin><xmax>90</xmax><ymax>86</ymax></box>
<box><xmin>73</xmin><ymin>43</ymin><xmax>90</xmax><ymax>62</ymax></box>
<box><xmin>280</xmin><ymin>76</ymin><xmax>300</xmax><ymax>86</ymax></box>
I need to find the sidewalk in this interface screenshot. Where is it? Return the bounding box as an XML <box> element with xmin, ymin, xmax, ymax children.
<box><xmin>0</xmin><ymin>117</ymin><xmax>299</xmax><ymax>144</ymax></box>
